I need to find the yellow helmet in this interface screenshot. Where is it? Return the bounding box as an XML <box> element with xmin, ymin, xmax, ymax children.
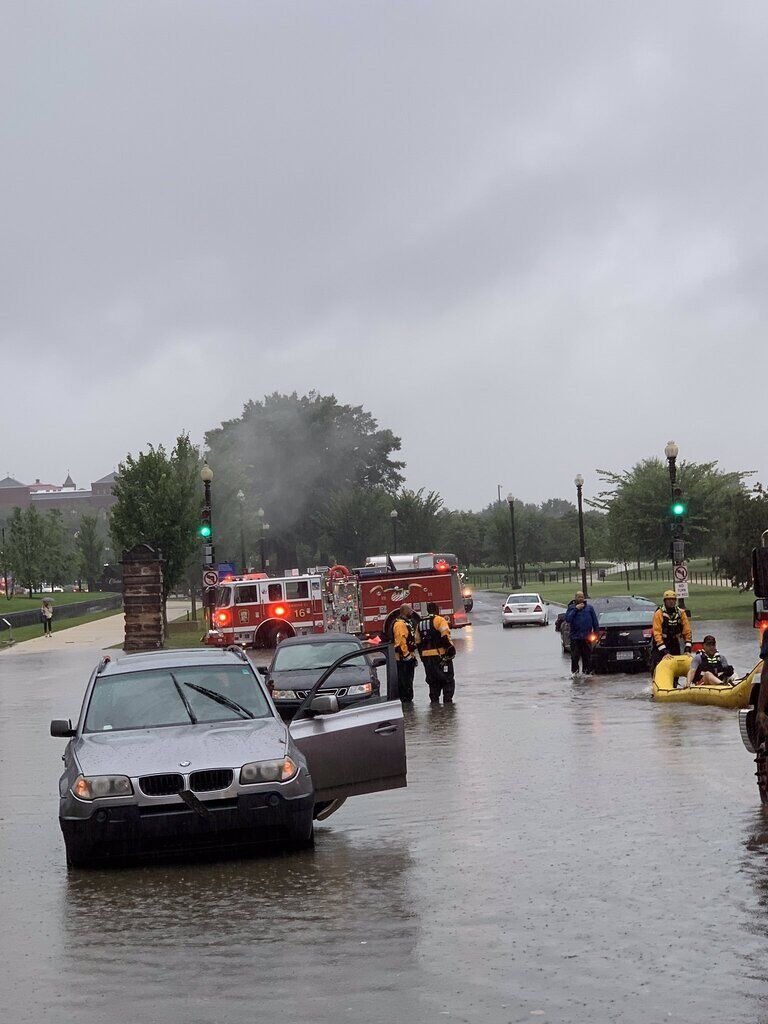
<box><xmin>663</xmin><ymin>589</ymin><xmax>676</xmax><ymax>600</ymax></box>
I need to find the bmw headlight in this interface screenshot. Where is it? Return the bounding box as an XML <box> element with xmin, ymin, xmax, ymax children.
<box><xmin>72</xmin><ymin>775</ymin><xmax>133</xmax><ymax>800</ymax></box>
<box><xmin>346</xmin><ymin>683</ymin><xmax>372</xmax><ymax>696</ymax></box>
<box><xmin>240</xmin><ymin>757</ymin><xmax>298</xmax><ymax>785</ymax></box>
<box><xmin>271</xmin><ymin>690</ymin><xmax>295</xmax><ymax>701</ymax></box>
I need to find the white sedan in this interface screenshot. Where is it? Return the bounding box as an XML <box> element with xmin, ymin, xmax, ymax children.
<box><xmin>502</xmin><ymin>593</ymin><xmax>548</xmax><ymax>627</ymax></box>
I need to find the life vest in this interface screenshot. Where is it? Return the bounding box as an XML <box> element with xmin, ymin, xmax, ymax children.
<box><xmin>396</xmin><ymin>616</ymin><xmax>417</xmax><ymax>653</ymax></box>
<box><xmin>693</xmin><ymin>651</ymin><xmax>727</xmax><ymax>683</ymax></box>
<box><xmin>418</xmin><ymin>615</ymin><xmax>443</xmax><ymax>652</ymax></box>
<box><xmin>658</xmin><ymin>606</ymin><xmax>683</xmax><ymax>642</ymax></box>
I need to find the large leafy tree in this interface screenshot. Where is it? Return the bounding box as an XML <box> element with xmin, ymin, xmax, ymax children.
<box><xmin>392</xmin><ymin>489</ymin><xmax>443</xmax><ymax>552</ymax></box>
<box><xmin>590</xmin><ymin>458</ymin><xmax>747</xmax><ymax>565</ymax></box>
<box><xmin>715</xmin><ymin>491</ymin><xmax>768</xmax><ymax>582</ymax></box>
<box><xmin>110</xmin><ymin>433</ymin><xmax>201</xmax><ymax>614</ymax></box>
<box><xmin>40</xmin><ymin>509</ymin><xmax>74</xmax><ymax>589</ymax></box>
<box><xmin>205</xmin><ymin>392</ymin><xmax>404</xmax><ymax>568</ymax></box>
<box><xmin>315</xmin><ymin>487</ymin><xmax>391</xmax><ymax>567</ymax></box>
<box><xmin>75</xmin><ymin>513</ymin><xmax>104</xmax><ymax>592</ymax></box>
<box><xmin>6</xmin><ymin>506</ymin><xmax>46</xmax><ymax>592</ymax></box>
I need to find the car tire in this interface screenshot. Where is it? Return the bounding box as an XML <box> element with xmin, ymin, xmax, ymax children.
<box><xmin>289</xmin><ymin>824</ymin><xmax>315</xmax><ymax>850</ymax></box>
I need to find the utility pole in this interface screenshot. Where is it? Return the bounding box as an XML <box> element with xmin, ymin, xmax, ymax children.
<box><xmin>506</xmin><ymin>493</ymin><xmax>520</xmax><ymax>589</ymax></box>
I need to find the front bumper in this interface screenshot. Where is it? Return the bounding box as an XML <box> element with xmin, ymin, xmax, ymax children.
<box><xmin>60</xmin><ymin>790</ymin><xmax>314</xmax><ymax>862</ymax></box>
<box><xmin>273</xmin><ymin>692</ymin><xmax>380</xmax><ymax>717</ymax></box>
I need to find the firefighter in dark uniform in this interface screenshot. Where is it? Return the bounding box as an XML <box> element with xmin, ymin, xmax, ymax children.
<box><xmin>651</xmin><ymin>590</ymin><xmax>692</xmax><ymax>669</ymax></box>
<box><xmin>392</xmin><ymin>603</ymin><xmax>418</xmax><ymax>703</ymax></box>
<box><xmin>418</xmin><ymin>601</ymin><xmax>456</xmax><ymax>704</ymax></box>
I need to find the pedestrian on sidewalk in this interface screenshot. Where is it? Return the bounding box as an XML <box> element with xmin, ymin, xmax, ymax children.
<box><xmin>41</xmin><ymin>599</ymin><xmax>54</xmax><ymax>637</ymax></box>
<box><xmin>564</xmin><ymin>591</ymin><xmax>598</xmax><ymax>676</ymax></box>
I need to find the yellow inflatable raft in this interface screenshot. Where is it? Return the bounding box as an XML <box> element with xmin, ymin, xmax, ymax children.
<box><xmin>652</xmin><ymin>654</ymin><xmax>763</xmax><ymax>708</ymax></box>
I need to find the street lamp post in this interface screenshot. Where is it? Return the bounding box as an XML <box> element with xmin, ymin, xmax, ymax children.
<box><xmin>200</xmin><ymin>463</ymin><xmax>214</xmax><ymax>624</ymax></box>
<box><xmin>506</xmin><ymin>493</ymin><xmax>520</xmax><ymax>589</ymax></box>
<box><xmin>236</xmin><ymin>490</ymin><xmax>246</xmax><ymax>573</ymax></box>
<box><xmin>390</xmin><ymin>508</ymin><xmax>398</xmax><ymax>552</ymax></box>
<box><xmin>664</xmin><ymin>440</ymin><xmax>686</xmax><ymax>610</ymax></box>
<box><xmin>574</xmin><ymin>474</ymin><xmax>588</xmax><ymax>598</ymax></box>
<box><xmin>257</xmin><ymin>509</ymin><xmax>270</xmax><ymax>572</ymax></box>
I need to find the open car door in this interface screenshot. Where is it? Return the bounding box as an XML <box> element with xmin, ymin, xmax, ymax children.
<box><xmin>289</xmin><ymin>644</ymin><xmax>406</xmax><ymax>804</ymax></box>
<box><xmin>290</xmin><ymin>700</ymin><xmax>406</xmax><ymax>803</ymax></box>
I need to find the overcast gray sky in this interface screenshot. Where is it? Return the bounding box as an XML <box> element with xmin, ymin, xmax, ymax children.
<box><xmin>2</xmin><ymin>1</ymin><xmax>766</xmax><ymax>508</ymax></box>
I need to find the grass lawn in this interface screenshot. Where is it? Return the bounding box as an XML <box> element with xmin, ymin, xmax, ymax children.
<box><xmin>0</xmin><ymin>608</ymin><xmax>122</xmax><ymax>646</ymax></box>
<box><xmin>485</xmin><ymin>578</ymin><xmax>754</xmax><ymax>621</ymax></box>
<box><xmin>0</xmin><ymin>592</ymin><xmax>119</xmax><ymax>613</ymax></box>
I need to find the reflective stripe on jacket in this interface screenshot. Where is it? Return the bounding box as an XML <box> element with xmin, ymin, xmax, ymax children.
<box><xmin>652</xmin><ymin>606</ymin><xmax>691</xmax><ymax>651</ymax></box>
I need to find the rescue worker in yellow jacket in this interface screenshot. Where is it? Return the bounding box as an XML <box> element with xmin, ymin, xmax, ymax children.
<box><xmin>652</xmin><ymin>590</ymin><xmax>692</xmax><ymax>668</ymax></box>
<box><xmin>392</xmin><ymin>603</ymin><xmax>418</xmax><ymax>703</ymax></box>
<box><xmin>418</xmin><ymin>601</ymin><xmax>456</xmax><ymax>704</ymax></box>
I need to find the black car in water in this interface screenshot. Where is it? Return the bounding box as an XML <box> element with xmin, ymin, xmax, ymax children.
<box><xmin>555</xmin><ymin>596</ymin><xmax>656</xmax><ymax>673</ymax></box>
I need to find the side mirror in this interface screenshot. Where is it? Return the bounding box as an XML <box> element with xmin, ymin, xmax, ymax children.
<box><xmin>370</xmin><ymin>654</ymin><xmax>387</xmax><ymax>667</ymax></box>
<box><xmin>309</xmin><ymin>694</ymin><xmax>340</xmax><ymax>715</ymax></box>
<box><xmin>50</xmin><ymin>719</ymin><xmax>75</xmax><ymax>738</ymax></box>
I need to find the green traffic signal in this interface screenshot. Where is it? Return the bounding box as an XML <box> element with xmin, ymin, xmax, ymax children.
<box><xmin>198</xmin><ymin>524</ymin><xmax>212</xmax><ymax>539</ymax></box>
<box><xmin>671</xmin><ymin>501</ymin><xmax>685</xmax><ymax>517</ymax></box>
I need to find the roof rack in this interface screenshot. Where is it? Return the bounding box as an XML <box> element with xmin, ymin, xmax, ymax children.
<box><xmin>225</xmin><ymin>644</ymin><xmax>249</xmax><ymax>662</ymax></box>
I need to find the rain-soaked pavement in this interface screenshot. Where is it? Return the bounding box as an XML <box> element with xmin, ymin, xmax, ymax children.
<box><xmin>2</xmin><ymin>591</ymin><xmax>768</xmax><ymax>1023</ymax></box>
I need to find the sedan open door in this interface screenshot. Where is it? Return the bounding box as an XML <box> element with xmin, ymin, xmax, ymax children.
<box><xmin>288</xmin><ymin>644</ymin><xmax>406</xmax><ymax>804</ymax></box>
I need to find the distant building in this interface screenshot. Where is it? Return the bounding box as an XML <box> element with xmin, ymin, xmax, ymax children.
<box><xmin>0</xmin><ymin>472</ymin><xmax>116</xmax><ymax>514</ymax></box>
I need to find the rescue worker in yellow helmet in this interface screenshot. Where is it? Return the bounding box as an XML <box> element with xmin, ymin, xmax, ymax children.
<box><xmin>418</xmin><ymin>602</ymin><xmax>456</xmax><ymax>704</ymax></box>
<box><xmin>652</xmin><ymin>590</ymin><xmax>692</xmax><ymax>669</ymax></box>
<box><xmin>392</xmin><ymin>603</ymin><xmax>418</xmax><ymax>704</ymax></box>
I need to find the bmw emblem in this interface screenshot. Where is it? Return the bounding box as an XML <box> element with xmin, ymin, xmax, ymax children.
<box><xmin>179</xmin><ymin>760</ymin><xmax>191</xmax><ymax>767</ymax></box>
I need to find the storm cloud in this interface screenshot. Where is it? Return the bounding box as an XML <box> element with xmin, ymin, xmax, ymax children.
<box><xmin>2</xmin><ymin>1</ymin><xmax>766</xmax><ymax>506</ymax></box>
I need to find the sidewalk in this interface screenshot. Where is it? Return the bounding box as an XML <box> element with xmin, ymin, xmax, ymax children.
<box><xmin>0</xmin><ymin>601</ymin><xmax>190</xmax><ymax>656</ymax></box>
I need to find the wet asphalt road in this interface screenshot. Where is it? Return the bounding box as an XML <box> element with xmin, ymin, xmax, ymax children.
<box><xmin>2</xmin><ymin>592</ymin><xmax>768</xmax><ymax>1024</ymax></box>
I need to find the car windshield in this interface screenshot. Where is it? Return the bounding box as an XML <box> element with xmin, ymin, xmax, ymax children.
<box><xmin>84</xmin><ymin>666</ymin><xmax>272</xmax><ymax>732</ymax></box>
<box><xmin>273</xmin><ymin>641</ymin><xmax>364</xmax><ymax>671</ymax></box>
<box><xmin>506</xmin><ymin>595</ymin><xmax>540</xmax><ymax>604</ymax></box>
<box><xmin>598</xmin><ymin>610</ymin><xmax>655</xmax><ymax>625</ymax></box>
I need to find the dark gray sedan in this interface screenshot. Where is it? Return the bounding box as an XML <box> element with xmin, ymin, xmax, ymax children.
<box><xmin>266</xmin><ymin>633</ymin><xmax>382</xmax><ymax>717</ymax></box>
<box><xmin>51</xmin><ymin>646</ymin><xmax>406</xmax><ymax>867</ymax></box>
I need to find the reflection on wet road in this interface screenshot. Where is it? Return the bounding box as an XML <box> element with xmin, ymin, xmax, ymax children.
<box><xmin>2</xmin><ymin>592</ymin><xmax>768</xmax><ymax>1023</ymax></box>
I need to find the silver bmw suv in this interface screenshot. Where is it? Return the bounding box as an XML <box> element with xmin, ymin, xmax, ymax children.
<box><xmin>51</xmin><ymin>646</ymin><xmax>406</xmax><ymax>867</ymax></box>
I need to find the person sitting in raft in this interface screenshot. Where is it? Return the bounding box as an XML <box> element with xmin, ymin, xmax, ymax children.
<box><xmin>686</xmin><ymin>634</ymin><xmax>735</xmax><ymax>687</ymax></box>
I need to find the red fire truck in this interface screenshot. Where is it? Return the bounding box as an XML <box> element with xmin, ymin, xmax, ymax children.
<box><xmin>205</xmin><ymin>554</ymin><xmax>469</xmax><ymax>649</ymax></box>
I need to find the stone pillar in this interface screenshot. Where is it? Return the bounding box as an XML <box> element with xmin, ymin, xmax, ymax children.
<box><xmin>121</xmin><ymin>544</ymin><xmax>165</xmax><ymax>652</ymax></box>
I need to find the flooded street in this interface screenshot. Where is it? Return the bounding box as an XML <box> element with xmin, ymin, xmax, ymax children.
<box><xmin>2</xmin><ymin>592</ymin><xmax>768</xmax><ymax>1023</ymax></box>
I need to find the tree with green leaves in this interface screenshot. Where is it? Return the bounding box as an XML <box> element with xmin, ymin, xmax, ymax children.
<box><xmin>110</xmin><ymin>433</ymin><xmax>201</xmax><ymax>617</ymax></box>
<box><xmin>315</xmin><ymin>487</ymin><xmax>391</xmax><ymax>567</ymax></box>
<box><xmin>6</xmin><ymin>506</ymin><xmax>46</xmax><ymax>593</ymax></box>
<box><xmin>40</xmin><ymin>509</ymin><xmax>74</xmax><ymax>589</ymax></box>
<box><xmin>589</xmin><ymin>458</ymin><xmax>747</xmax><ymax>565</ymax></box>
<box><xmin>392</xmin><ymin>489</ymin><xmax>443</xmax><ymax>552</ymax></box>
<box><xmin>205</xmin><ymin>391</ymin><xmax>404</xmax><ymax>569</ymax></box>
<box><xmin>714</xmin><ymin>491</ymin><xmax>768</xmax><ymax>583</ymax></box>
<box><xmin>75</xmin><ymin>513</ymin><xmax>104</xmax><ymax>591</ymax></box>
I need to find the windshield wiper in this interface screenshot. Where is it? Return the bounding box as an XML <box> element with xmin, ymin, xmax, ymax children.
<box><xmin>170</xmin><ymin>672</ymin><xmax>198</xmax><ymax>724</ymax></box>
<box><xmin>180</xmin><ymin>680</ymin><xmax>255</xmax><ymax>720</ymax></box>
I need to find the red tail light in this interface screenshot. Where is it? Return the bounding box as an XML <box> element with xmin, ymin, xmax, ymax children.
<box><xmin>215</xmin><ymin>609</ymin><xmax>231</xmax><ymax>626</ymax></box>
<box><xmin>588</xmin><ymin>632</ymin><xmax>598</xmax><ymax>643</ymax></box>
<box><xmin>642</xmin><ymin>628</ymin><xmax>653</xmax><ymax>638</ymax></box>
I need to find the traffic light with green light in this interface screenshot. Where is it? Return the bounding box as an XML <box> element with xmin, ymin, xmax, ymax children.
<box><xmin>671</xmin><ymin>486</ymin><xmax>686</xmax><ymax>518</ymax></box>
<box><xmin>198</xmin><ymin>506</ymin><xmax>212</xmax><ymax>540</ymax></box>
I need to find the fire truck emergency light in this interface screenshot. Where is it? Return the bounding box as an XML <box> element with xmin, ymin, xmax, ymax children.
<box><xmin>273</xmin><ymin>605</ymin><xmax>286</xmax><ymax>617</ymax></box>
